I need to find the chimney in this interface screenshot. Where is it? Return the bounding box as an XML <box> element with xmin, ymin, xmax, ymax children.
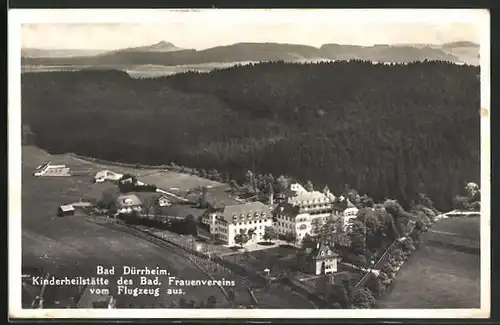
<box><xmin>269</xmin><ymin>192</ymin><xmax>274</xmax><ymax>205</ymax></box>
<box><xmin>316</xmin><ymin>243</ymin><xmax>320</xmax><ymax>249</ymax></box>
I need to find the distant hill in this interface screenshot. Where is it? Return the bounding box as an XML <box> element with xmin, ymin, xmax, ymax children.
<box><xmin>21</xmin><ymin>48</ymin><xmax>108</xmax><ymax>58</ymax></box>
<box><xmin>21</xmin><ymin>41</ymin><xmax>480</xmax><ymax>67</ymax></box>
<box><xmin>109</xmin><ymin>41</ymin><xmax>189</xmax><ymax>53</ymax></box>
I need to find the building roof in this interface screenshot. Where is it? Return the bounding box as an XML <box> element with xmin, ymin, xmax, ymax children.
<box><xmin>58</xmin><ymin>204</ymin><xmax>75</xmax><ymax>212</ymax></box>
<box><xmin>220</xmin><ymin>201</ymin><xmax>272</xmax><ymax>223</ymax></box>
<box><xmin>286</xmin><ymin>183</ymin><xmax>337</xmax><ymax>206</ymax></box>
<box><xmin>287</xmin><ymin>190</ymin><xmax>334</xmax><ymax>206</ymax></box>
<box><xmin>116</xmin><ymin>194</ymin><xmax>143</xmax><ymax>209</ymax></box>
<box><xmin>312</xmin><ymin>243</ymin><xmax>340</xmax><ymax>261</ymax></box>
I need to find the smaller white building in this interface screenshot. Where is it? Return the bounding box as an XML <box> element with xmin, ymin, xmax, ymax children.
<box><xmin>94</xmin><ymin>170</ymin><xmax>123</xmax><ymax>183</ymax></box>
<box><xmin>33</xmin><ymin>162</ymin><xmax>71</xmax><ymax>177</ymax></box>
<box><xmin>156</xmin><ymin>195</ymin><xmax>172</xmax><ymax>207</ymax></box>
<box><xmin>115</xmin><ymin>194</ymin><xmax>143</xmax><ymax>216</ymax></box>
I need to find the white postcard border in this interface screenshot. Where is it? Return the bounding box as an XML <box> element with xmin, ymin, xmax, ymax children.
<box><xmin>8</xmin><ymin>8</ymin><xmax>491</xmax><ymax>319</ymax></box>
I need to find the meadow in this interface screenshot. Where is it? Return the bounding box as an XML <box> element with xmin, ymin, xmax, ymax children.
<box><xmin>378</xmin><ymin>217</ymin><xmax>480</xmax><ymax>308</ymax></box>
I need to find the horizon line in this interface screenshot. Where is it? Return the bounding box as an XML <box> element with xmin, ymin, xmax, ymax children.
<box><xmin>21</xmin><ymin>39</ymin><xmax>479</xmax><ymax>51</ymax></box>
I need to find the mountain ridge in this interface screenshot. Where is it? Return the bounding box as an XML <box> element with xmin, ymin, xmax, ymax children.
<box><xmin>21</xmin><ymin>40</ymin><xmax>480</xmax><ymax>66</ymax></box>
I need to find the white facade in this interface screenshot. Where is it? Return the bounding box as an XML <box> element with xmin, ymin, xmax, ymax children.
<box><xmin>275</xmin><ymin>183</ymin><xmax>338</xmax><ymax>242</ymax></box>
<box><xmin>342</xmin><ymin>206</ymin><xmax>359</xmax><ymax>230</ymax></box>
<box><xmin>275</xmin><ymin>183</ymin><xmax>359</xmax><ymax>242</ymax></box>
<box><xmin>205</xmin><ymin>202</ymin><xmax>274</xmax><ymax>247</ymax></box>
<box><xmin>33</xmin><ymin>162</ymin><xmax>70</xmax><ymax>176</ymax></box>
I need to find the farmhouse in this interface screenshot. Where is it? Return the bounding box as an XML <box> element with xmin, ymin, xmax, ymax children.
<box><xmin>115</xmin><ymin>194</ymin><xmax>143</xmax><ymax>217</ymax></box>
<box><xmin>94</xmin><ymin>170</ymin><xmax>123</xmax><ymax>183</ymax></box>
<box><xmin>204</xmin><ymin>201</ymin><xmax>274</xmax><ymax>246</ymax></box>
<box><xmin>156</xmin><ymin>195</ymin><xmax>172</xmax><ymax>207</ymax></box>
<box><xmin>57</xmin><ymin>204</ymin><xmax>75</xmax><ymax>217</ymax></box>
<box><xmin>300</xmin><ymin>243</ymin><xmax>342</xmax><ymax>275</ymax></box>
<box><xmin>33</xmin><ymin>161</ymin><xmax>71</xmax><ymax>177</ymax></box>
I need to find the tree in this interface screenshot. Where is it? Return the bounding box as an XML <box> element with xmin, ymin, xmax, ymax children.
<box><xmin>229</xmin><ymin>180</ymin><xmax>240</xmax><ymax>192</ymax></box>
<box><xmin>22</xmin><ymin>124</ymin><xmax>36</xmax><ymax>145</ymax></box>
<box><xmin>97</xmin><ymin>190</ymin><xmax>117</xmax><ymax>211</ymax></box>
<box><xmin>283</xmin><ymin>231</ymin><xmax>297</xmax><ymax>246</ymax></box>
<box><xmin>118</xmin><ymin>174</ymin><xmax>138</xmax><ymax>193</ymax></box>
<box><xmin>263</xmin><ymin>226</ymin><xmax>278</xmax><ymax>242</ymax></box>
<box><xmin>352</xmin><ymin>288</ymin><xmax>376</xmax><ymax>309</ymax></box>
<box><xmin>275</xmin><ymin>175</ymin><xmax>289</xmax><ymax>193</ymax></box>
<box><xmin>245</xmin><ymin>170</ymin><xmax>257</xmax><ymax>193</ymax></box>
<box><xmin>346</xmin><ymin>189</ymin><xmax>362</xmax><ymax>208</ymax></box>
<box><xmin>452</xmin><ymin>195</ymin><xmax>470</xmax><ymax>212</ymax></box>
<box><xmin>234</xmin><ymin>229</ymin><xmax>250</xmax><ymax>248</ymax></box>
<box><xmin>327</xmin><ymin>284</ymin><xmax>350</xmax><ymax>308</ymax></box>
<box><xmin>360</xmin><ymin>194</ymin><xmax>375</xmax><ymax>208</ymax></box>
<box><xmin>301</xmin><ymin>233</ymin><xmax>318</xmax><ymax>249</ymax></box>
<box><xmin>311</xmin><ymin>218</ymin><xmax>324</xmax><ymax>237</ymax></box>
<box><xmin>305</xmin><ymin>180</ymin><xmax>314</xmax><ymax>192</ymax></box>
<box><xmin>349</xmin><ymin>220</ymin><xmax>367</xmax><ymax>254</ymax></box>
<box><xmin>206</xmin><ymin>295</ymin><xmax>217</xmax><ymax>308</ymax></box>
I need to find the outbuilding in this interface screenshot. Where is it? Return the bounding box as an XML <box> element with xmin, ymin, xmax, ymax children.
<box><xmin>57</xmin><ymin>205</ymin><xmax>75</xmax><ymax>217</ymax></box>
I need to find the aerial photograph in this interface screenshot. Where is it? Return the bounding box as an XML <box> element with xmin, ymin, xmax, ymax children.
<box><xmin>12</xmin><ymin>9</ymin><xmax>487</xmax><ymax>316</ymax></box>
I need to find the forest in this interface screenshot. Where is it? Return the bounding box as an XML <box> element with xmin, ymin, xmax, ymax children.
<box><xmin>21</xmin><ymin>60</ymin><xmax>480</xmax><ymax>211</ymax></box>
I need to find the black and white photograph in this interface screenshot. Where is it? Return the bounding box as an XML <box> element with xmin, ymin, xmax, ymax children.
<box><xmin>9</xmin><ymin>8</ymin><xmax>490</xmax><ymax>319</ymax></box>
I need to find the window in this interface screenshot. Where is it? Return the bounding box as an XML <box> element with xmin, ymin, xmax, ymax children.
<box><xmin>321</xmin><ymin>251</ymin><xmax>325</xmax><ymax>256</ymax></box>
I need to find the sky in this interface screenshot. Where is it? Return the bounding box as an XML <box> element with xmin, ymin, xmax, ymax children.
<box><xmin>17</xmin><ymin>9</ymin><xmax>485</xmax><ymax>50</ymax></box>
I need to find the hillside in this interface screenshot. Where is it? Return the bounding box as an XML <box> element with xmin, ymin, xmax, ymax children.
<box><xmin>21</xmin><ymin>41</ymin><xmax>480</xmax><ymax>66</ymax></box>
<box><xmin>21</xmin><ymin>61</ymin><xmax>480</xmax><ymax>211</ymax></box>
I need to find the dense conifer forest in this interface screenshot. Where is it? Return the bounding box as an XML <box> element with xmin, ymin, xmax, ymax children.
<box><xmin>21</xmin><ymin>60</ymin><xmax>480</xmax><ymax>211</ymax></box>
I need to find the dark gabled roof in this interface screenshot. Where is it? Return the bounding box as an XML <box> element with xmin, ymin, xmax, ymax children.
<box><xmin>312</xmin><ymin>243</ymin><xmax>340</xmax><ymax>260</ymax></box>
<box><xmin>221</xmin><ymin>202</ymin><xmax>272</xmax><ymax>223</ymax></box>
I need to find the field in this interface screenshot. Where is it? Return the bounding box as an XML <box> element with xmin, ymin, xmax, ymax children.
<box><xmin>20</xmin><ymin>146</ymin><xmax>230</xmax><ymax>307</ymax></box>
<box><xmin>378</xmin><ymin>217</ymin><xmax>480</xmax><ymax>308</ymax></box>
<box><xmin>20</xmin><ymin>146</ymin><xmax>314</xmax><ymax>309</ymax></box>
<box><xmin>69</xmin><ymin>154</ymin><xmax>223</xmax><ymax>192</ymax></box>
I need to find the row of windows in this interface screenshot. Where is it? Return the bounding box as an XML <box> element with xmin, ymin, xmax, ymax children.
<box><xmin>233</xmin><ymin>219</ymin><xmax>270</xmax><ymax>226</ymax></box>
<box><xmin>232</xmin><ymin>212</ymin><xmax>268</xmax><ymax>221</ymax></box>
<box><xmin>301</xmin><ymin>204</ymin><xmax>332</xmax><ymax>210</ymax></box>
<box><xmin>214</xmin><ymin>226</ymin><xmax>228</xmax><ymax>234</ymax></box>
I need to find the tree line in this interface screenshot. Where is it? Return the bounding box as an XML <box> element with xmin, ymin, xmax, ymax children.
<box><xmin>21</xmin><ymin>60</ymin><xmax>480</xmax><ymax>211</ymax></box>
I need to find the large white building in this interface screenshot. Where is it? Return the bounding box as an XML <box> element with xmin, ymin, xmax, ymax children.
<box><xmin>203</xmin><ymin>201</ymin><xmax>274</xmax><ymax>247</ymax></box>
<box><xmin>274</xmin><ymin>183</ymin><xmax>358</xmax><ymax>242</ymax></box>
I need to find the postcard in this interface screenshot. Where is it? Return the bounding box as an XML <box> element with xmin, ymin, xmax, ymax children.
<box><xmin>8</xmin><ymin>8</ymin><xmax>490</xmax><ymax>319</ymax></box>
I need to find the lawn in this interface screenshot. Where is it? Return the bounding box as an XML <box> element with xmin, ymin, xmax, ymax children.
<box><xmin>378</xmin><ymin>217</ymin><xmax>480</xmax><ymax>308</ymax></box>
<box><xmin>229</xmin><ymin>245</ymin><xmax>300</xmax><ymax>276</ymax></box>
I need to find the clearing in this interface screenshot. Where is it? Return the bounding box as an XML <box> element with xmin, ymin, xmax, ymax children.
<box><xmin>20</xmin><ymin>146</ymin><xmax>228</xmax><ymax>307</ymax></box>
<box><xmin>378</xmin><ymin>216</ymin><xmax>480</xmax><ymax>308</ymax></box>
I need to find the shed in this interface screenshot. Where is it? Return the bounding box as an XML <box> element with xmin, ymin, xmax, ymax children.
<box><xmin>57</xmin><ymin>205</ymin><xmax>75</xmax><ymax>217</ymax></box>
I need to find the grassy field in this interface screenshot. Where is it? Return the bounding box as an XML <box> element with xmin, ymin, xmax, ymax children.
<box><xmin>20</xmin><ymin>146</ymin><xmax>313</xmax><ymax>308</ymax></box>
<box><xmin>69</xmin><ymin>153</ymin><xmax>223</xmax><ymax>192</ymax></box>
<box><xmin>21</xmin><ymin>146</ymin><xmax>229</xmax><ymax>308</ymax></box>
<box><xmin>378</xmin><ymin>217</ymin><xmax>480</xmax><ymax>309</ymax></box>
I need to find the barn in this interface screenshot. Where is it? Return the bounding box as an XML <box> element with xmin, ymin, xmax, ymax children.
<box><xmin>57</xmin><ymin>205</ymin><xmax>75</xmax><ymax>217</ymax></box>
